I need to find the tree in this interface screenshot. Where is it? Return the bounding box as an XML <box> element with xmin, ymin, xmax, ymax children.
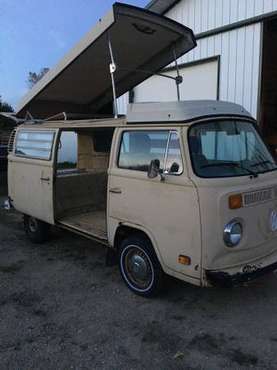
<box><xmin>0</xmin><ymin>96</ymin><xmax>14</xmax><ymax>131</ymax></box>
<box><xmin>0</xmin><ymin>96</ymin><xmax>13</xmax><ymax>113</ymax></box>
<box><xmin>27</xmin><ymin>67</ymin><xmax>50</xmax><ymax>88</ymax></box>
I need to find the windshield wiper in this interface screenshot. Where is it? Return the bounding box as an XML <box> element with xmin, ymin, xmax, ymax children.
<box><xmin>200</xmin><ymin>162</ymin><xmax>258</xmax><ymax>177</ymax></box>
<box><xmin>250</xmin><ymin>160</ymin><xmax>275</xmax><ymax>168</ymax></box>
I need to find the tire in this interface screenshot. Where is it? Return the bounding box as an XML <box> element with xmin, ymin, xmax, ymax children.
<box><xmin>119</xmin><ymin>234</ymin><xmax>164</xmax><ymax>297</ymax></box>
<box><xmin>23</xmin><ymin>215</ymin><xmax>50</xmax><ymax>244</ymax></box>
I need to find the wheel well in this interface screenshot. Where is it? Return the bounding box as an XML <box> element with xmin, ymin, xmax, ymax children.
<box><xmin>113</xmin><ymin>225</ymin><xmax>153</xmax><ymax>251</ymax></box>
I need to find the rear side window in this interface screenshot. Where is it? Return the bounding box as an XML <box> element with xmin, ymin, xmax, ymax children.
<box><xmin>118</xmin><ymin>130</ymin><xmax>183</xmax><ymax>174</ymax></box>
<box><xmin>15</xmin><ymin>130</ymin><xmax>55</xmax><ymax>160</ymax></box>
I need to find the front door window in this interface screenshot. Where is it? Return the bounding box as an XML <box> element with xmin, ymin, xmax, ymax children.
<box><xmin>118</xmin><ymin>130</ymin><xmax>183</xmax><ymax>175</ymax></box>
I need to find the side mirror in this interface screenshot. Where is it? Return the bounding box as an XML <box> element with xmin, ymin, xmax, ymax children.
<box><xmin>147</xmin><ymin>159</ymin><xmax>160</xmax><ymax>179</ymax></box>
<box><xmin>170</xmin><ymin>162</ymin><xmax>180</xmax><ymax>173</ymax></box>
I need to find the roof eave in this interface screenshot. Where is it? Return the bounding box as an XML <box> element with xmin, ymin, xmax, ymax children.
<box><xmin>146</xmin><ymin>0</ymin><xmax>181</xmax><ymax>14</ymax></box>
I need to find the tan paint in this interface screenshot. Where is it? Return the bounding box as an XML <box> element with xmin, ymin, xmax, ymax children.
<box><xmin>8</xmin><ymin>116</ymin><xmax>277</xmax><ymax>287</ymax></box>
<box><xmin>107</xmin><ymin>127</ymin><xmax>201</xmax><ymax>282</ymax></box>
<box><xmin>8</xmin><ymin>128</ymin><xmax>59</xmax><ymax>224</ymax></box>
<box><xmin>190</xmin><ymin>171</ymin><xmax>277</xmax><ymax>276</ymax></box>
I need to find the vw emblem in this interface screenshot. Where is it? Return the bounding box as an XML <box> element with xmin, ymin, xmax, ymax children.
<box><xmin>270</xmin><ymin>210</ymin><xmax>277</xmax><ymax>232</ymax></box>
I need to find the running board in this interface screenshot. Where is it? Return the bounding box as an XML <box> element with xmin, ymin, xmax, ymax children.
<box><xmin>57</xmin><ymin>222</ymin><xmax>108</xmax><ymax>246</ymax></box>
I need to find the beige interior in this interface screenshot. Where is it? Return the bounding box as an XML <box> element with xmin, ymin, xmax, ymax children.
<box><xmin>77</xmin><ymin>133</ymin><xmax>109</xmax><ymax>170</ymax></box>
<box><xmin>55</xmin><ymin>128</ymin><xmax>113</xmax><ymax>239</ymax></box>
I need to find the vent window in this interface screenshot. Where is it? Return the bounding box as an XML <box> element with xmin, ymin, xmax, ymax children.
<box><xmin>8</xmin><ymin>129</ymin><xmax>16</xmax><ymax>153</ymax></box>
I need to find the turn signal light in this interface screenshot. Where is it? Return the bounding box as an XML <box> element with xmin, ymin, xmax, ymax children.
<box><xmin>229</xmin><ymin>194</ymin><xmax>243</xmax><ymax>209</ymax></box>
<box><xmin>178</xmin><ymin>255</ymin><xmax>191</xmax><ymax>265</ymax></box>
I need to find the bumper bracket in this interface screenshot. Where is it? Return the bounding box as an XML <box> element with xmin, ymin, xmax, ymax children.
<box><xmin>206</xmin><ymin>261</ymin><xmax>277</xmax><ymax>287</ymax></box>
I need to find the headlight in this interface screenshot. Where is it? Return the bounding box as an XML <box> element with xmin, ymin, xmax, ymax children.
<box><xmin>223</xmin><ymin>220</ymin><xmax>243</xmax><ymax>247</ymax></box>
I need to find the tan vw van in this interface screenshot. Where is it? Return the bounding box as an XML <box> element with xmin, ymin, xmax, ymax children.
<box><xmin>8</xmin><ymin>100</ymin><xmax>277</xmax><ymax>296</ymax></box>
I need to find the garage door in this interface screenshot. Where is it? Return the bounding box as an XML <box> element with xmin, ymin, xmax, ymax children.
<box><xmin>133</xmin><ymin>58</ymin><xmax>219</xmax><ymax>103</ymax></box>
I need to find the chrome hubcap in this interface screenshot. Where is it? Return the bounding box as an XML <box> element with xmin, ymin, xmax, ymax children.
<box><xmin>130</xmin><ymin>254</ymin><xmax>148</xmax><ymax>280</ymax></box>
<box><xmin>28</xmin><ymin>217</ymin><xmax>38</xmax><ymax>233</ymax></box>
<box><xmin>124</xmin><ymin>246</ymin><xmax>153</xmax><ymax>290</ymax></box>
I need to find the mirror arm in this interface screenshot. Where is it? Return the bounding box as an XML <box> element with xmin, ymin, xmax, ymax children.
<box><xmin>159</xmin><ymin>169</ymin><xmax>166</xmax><ymax>182</ymax></box>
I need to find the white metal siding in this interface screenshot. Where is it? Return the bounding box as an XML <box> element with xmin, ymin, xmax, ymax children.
<box><xmin>133</xmin><ymin>59</ymin><xmax>218</xmax><ymax>102</ymax></box>
<box><xmin>179</xmin><ymin>23</ymin><xmax>262</xmax><ymax>118</ymax></box>
<box><xmin>117</xmin><ymin>93</ymin><xmax>129</xmax><ymax>114</ymax></box>
<box><xmin>119</xmin><ymin>0</ymin><xmax>268</xmax><ymax>117</ymax></box>
<box><xmin>166</xmin><ymin>0</ymin><xmax>277</xmax><ymax>34</ymax></box>
<box><xmin>164</xmin><ymin>0</ymin><xmax>268</xmax><ymax>118</ymax></box>
<box><xmin>133</xmin><ymin>23</ymin><xmax>261</xmax><ymax>118</ymax></box>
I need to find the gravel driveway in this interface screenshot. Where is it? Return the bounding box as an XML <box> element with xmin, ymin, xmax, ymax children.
<box><xmin>1</xmin><ymin>196</ymin><xmax>277</xmax><ymax>369</ymax></box>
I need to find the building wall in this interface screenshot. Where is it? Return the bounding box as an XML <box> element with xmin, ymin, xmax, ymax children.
<box><xmin>177</xmin><ymin>23</ymin><xmax>261</xmax><ymax>118</ymax></box>
<box><xmin>167</xmin><ymin>0</ymin><xmax>277</xmax><ymax>34</ymax></box>
<box><xmin>117</xmin><ymin>92</ymin><xmax>129</xmax><ymax>115</ymax></box>
<box><xmin>118</xmin><ymin>0</ymin><xmax>277</xmax><ymax>117</ymax></box>
<box><xmin>134</xmin><ymin>58</ymin><xmax>219</xmax><ymax>102</ymax></box>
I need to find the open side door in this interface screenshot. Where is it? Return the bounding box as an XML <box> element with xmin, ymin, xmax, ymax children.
<box><xmin>8</xmin><ymin>128</ymin><xmax>58</xmax><ymax>224</ymax></box>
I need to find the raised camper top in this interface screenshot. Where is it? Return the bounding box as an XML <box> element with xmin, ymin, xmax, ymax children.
<box><xmin>16</xmin><ymin>2</ymin><xmax>196</xmax><ymax>119</ymax></box>
<box><xmin>19</xmin><ymin>101</ymin><xmax>254</xmax><ymax>129</ymax></box>
<box><xmin>126</xmin><ymin>100</ymin><xmax>253</xmax><ymax>123</ymax></box>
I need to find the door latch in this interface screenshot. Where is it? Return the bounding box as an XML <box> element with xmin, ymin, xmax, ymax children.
<box><xmin>40</xmin><ymin>177</ymin><xmax>50</xmax><ymax>182</ymax></box>
<box><xmin>109</xmin><ymin>187</ymin><xmax>122</xmax><ymax>194</ymax></box>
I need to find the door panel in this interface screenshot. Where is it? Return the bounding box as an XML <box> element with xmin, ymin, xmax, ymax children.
<box><xmin>108</xmin><ymin>128</ymin><xmax>201</xmax><ymax>279</ymax></box>
<box><xmin>8</xmin><ymin>129</ymin><xmax>57</xmax><ymax>224</ymax></box>
<box><xmin>108</xmin><ymin>170</ymin><xmax>201</xmax><ymax>278</ymax></box>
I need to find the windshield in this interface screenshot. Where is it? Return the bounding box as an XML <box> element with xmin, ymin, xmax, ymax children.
<box><xmin>188</xmin><ymin>120</ymin><xmax>277</xmax><ymax>178</ymax></box>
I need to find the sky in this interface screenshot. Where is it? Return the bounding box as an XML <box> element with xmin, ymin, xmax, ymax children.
<box><xmin>0</xmin><ymin>0</ymin><xmax>148</xmax><ymax>110</ymax></box>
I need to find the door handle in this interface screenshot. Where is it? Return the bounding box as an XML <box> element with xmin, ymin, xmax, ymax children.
<box><xmin>109</xmin><ymin>187</ymin><xmax>122</xmax><ymax>194</ymax></box>
<box><xmin>40</xmin><ymin>177</ymin><xmax>50</xmax><ymax>182</ymax></box>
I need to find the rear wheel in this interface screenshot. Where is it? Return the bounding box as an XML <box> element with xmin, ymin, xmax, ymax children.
<box><xmin>23</xmin><ymin>215</ymin><xmax>50</xmax><ymax>244</ymax></box>
<box><xmin>119</xmin><ymin>235</ymin><xmax>164</xmax><ymax>297</ymax></box>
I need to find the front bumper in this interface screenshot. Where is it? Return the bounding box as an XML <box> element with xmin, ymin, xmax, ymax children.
<box><xmin>206</xmin><ymin>261</ymin><xmax>277</xmax><ymax>287</ymax></box>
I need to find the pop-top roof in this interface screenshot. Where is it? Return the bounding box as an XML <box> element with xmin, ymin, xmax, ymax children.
<box><xmin>146</xmin><ymin>0</ymin><xmax>180</xmax><ymax>14</ymax></box>
<box><xmin>16</xmin><ymin>2</ymin><xmax>196</xmax><ymax>119</ymax></box>
<box><xmin>19</xmin><ymin>100</ymin><xmax>253</xmax><ymax>129</ymax></box>
<box><xmin>127</xmin><ymin>101</ymin><xmax>253</xmax><ymax>123</ymax></box>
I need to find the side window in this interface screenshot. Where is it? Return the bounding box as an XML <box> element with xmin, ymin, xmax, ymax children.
<box><xmin>15</xmin><ymin>130</ymin><xmax>55</xmax><ymax>160</ymax></box>
<box><xmin>57</xmin><ymin>131</ymin><xmax>77</xmax><ymax>170</ymax></box>
<box><xmin>118</xmin><ymin>131</ymin><xmax>169</xmax><ymax>171</ymax></box>
<box><xmin>118</xmin><ymin>130</ymin><xmax>183</xmax><ymax>174</ymax></box>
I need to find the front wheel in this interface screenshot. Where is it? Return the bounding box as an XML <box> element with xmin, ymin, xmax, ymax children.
<box><xmin>23</xmin><ymin>215</ymin><xmax>50</xmax><ymax>244</ymax></box>
<box><xmin>119</xmin><ymin>235</ymin><xmax>164</xmax><ymax>297</ymax></box>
